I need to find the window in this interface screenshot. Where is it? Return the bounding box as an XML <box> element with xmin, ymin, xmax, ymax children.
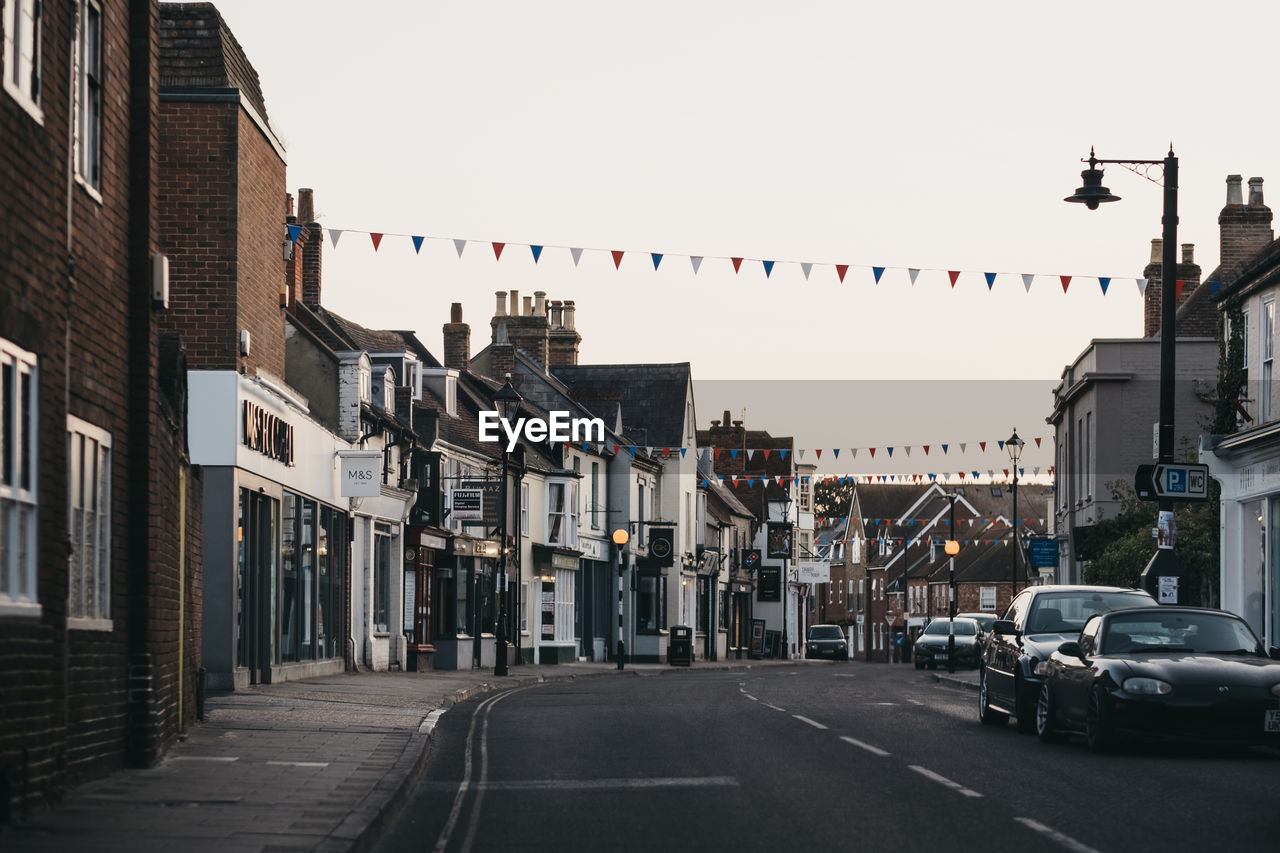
<box><xmin>67</xmin><ymin>417</ymin><xmax>111</xmax><ymax>625</ymax></box>
<box><xmin>3</xmin><ymin>0</ymin><xmax>42</xmax><ymax>120</ymax></box>
<box><xmin>590</xmin><ymin>461</ymin><xmax>599</xmax><ymax>529</ymax></box>
<box><xmin>373</xmin><ymin>523</ymin><xmax>392</xmax><ymax>632</ymax></box>
<box><xmin>637</xmin><ymin>570</ymin><xmax>665</xmax><ymax>633</ymax></box>
<box><xmin>546</xmin><ymin>481</ymin><xmax>574</xmax><ymax>546</ymax></box>
<box><xmin>1242</xmin><ymin>307</ymin><xmax>1250</xmax><ymax>370</ymax></box>
<box><xmin>1262</xmin><ymin>301</ymin><xmax>1274</xmax><ymax>421</ymax></box>
<box><xmin>520</xmin><ymin>482</ymin><xmax>529</xmax><ymax>536</ymax></box>
<box><xmin>554</xmin><ymin>568</ymin><xmax>574</xmax><ymax>642</ymax></box>
<box><xmin>1</xmin><ymin>338</ymin><xmax>38</xmax><ymax>613</ymax></box>
<box><xmin>74</xmin><ymin>0</ymin><xmax>102</xmax><ymax>193</ymax></box>
<box><xmin>799</xmin><ymin>477</ymin><xmax>812</xmax><ymax>512</ymax></box>
<box><xmin>980</xmin><ymin>586</ymin><xmax>996</xmax><ymax>611</ymax></box>
<box><xmin>1084</xmin><ymin>411</ymin><xmax>1093</xmax><ymax>498</ymax></box>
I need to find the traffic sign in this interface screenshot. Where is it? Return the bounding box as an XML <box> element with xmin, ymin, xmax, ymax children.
<box><xmin>1143</xmin><ymin>462</ymin><xmax>1209</xmax><ymax>501</ymax></box>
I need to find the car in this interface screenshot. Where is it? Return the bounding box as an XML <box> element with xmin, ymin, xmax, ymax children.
<box><xmin>805</xmin><ymin>624</ymin><xmax>849</xmax><ymax>660</ymax></box>
<box><xmin>1035</xmin><ymin>606</ymin><xmax>1280</xmax><ymax>752</ymax></box>
<box><xmin>978</xmin><ymin>584</ymin><xmax>1157</xmax><ymax>733</ymax></box>
<box><xmin>913</xmin><ymin>617</ymin><xmax>981</xmax><ymax>670</ymax></box>
<box><xmin>956</xmin><ymin>611</ymin><xmax>997</xmax><ymax>640</ymax></box>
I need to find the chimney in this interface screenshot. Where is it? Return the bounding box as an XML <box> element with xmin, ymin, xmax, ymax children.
<box><xmin>547</xmin><ymin>296</ymin><xmax>582</xmax><ymax>367</ymax></box>
<box><xmin>1219</xmin><ymin>174</ymin><xmax>1273</xmax><ymax>290</ymax></box>
<box><xmin>522</xmin><ymin>295</ymin><xmax>532</xmax><ymax>316</ymax></box>
<box><xmin>509</xmin><ymin>289</ymin><xmax>520</xmax><ymax>317</ymax></box>
<box><xmin>494</xmin><ymin>290</ymin><xmax>507</xmax><ymax>317</ymax></box>
<box><xmin>549</xmin><ymin>300</ymin><xmax>563</xmax><ymax>328</ymax></box>
<box><xmin>534</xmin><ymin>291</ymin><xmax>547</xmax><ymax>317</ymax></box>
<box><xmin>443</xmin><ymin>302</ymin><xmax>470</xmax><ymax>371</ymax></box>
<box><xmin>1143</xmin><ymin>237</ymin><xmax>1201</xmax><ymax>338</ymax></box>
<box><xmin>299</xmin><ymin>188</ymin><xmax>322</xmax><ymax>306</ymax></box>
<box><xmin>563</xmin><ymin>300</ymin><xmax>576</xmax><ymax>330</ymax></box>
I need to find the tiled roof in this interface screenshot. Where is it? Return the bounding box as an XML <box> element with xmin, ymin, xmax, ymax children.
<box><xmin>550</xmin><ymin>363</ymin><xmax>691</xmax><ymax>447</ymax></box>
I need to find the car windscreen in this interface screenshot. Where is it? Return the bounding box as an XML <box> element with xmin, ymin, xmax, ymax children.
<box><xmin>1102</xmin><ymin>611</ymin><xmax>1264</xmax><ymax>655</ymax></box>
<box><xmin>808</xmin><ymin>626</ymin><xmax>843</xmax><ymax>639</ymax></box>
<box><xmin>1025</xmin><ymin>591</ymin><xmax>1152</xmax><ymax>634</ymax></box>
<box><xmin>922</xmin><ymin>620</ymin><xmax>977</xmax><ymax>636</ymax></box>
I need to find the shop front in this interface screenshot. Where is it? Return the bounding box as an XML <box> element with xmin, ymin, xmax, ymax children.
<box><xmin>433</xmin><ymin>535</ymin><xmax>500</xmax><ymax>670</ymax></box>
<box><xmin>532</xmin><ymin>544</ymin><xmax>580</xmax><ymax>664</ymax></box>
<box><xmin>403</xmin><ymin>528</ymin><xmax>450</xmax><ymax>671</ymax></box>
<box><xmin>575</xmin><ymin>536</ymin><xmax>612</xmax><ymax>662</ymax></box>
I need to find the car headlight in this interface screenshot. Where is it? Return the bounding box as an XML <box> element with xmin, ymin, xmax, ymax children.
<box><xmin>837</xmin><ymin>643</ymin><xmax>846</xmax><ymax>650</ymax></box>
<box><xmin>1032</xmin><ymin>657</ymin><xmax>1049</xmax><ymax>677</ymax></box>
<box><xmin>1123</xmin><ymin>677</ymin><xmax>1172</xmax><ymax>695</ymax></box>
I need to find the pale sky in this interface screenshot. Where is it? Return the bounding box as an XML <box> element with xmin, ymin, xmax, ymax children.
<box><xmin>196</xmin><ymin>0</ymin><xmax>1280</xmax><ymax>480</ymax></box>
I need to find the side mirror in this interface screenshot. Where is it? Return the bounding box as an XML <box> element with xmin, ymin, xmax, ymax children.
<box><xmin>993</xmin><ymin>619</ymin><xmax>1018</xmax><ymax>636</ymax></box>
<box><xmin>1057</xmin><ymin>641</ymin><xmax>1085</xmax><ymax>660</ymax></box>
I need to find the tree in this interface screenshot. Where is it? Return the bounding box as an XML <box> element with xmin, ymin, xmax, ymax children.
<box><xmin>813</xmin><ymin>478</ymin><xmax>854</xmax><ymax>521</ymax></box>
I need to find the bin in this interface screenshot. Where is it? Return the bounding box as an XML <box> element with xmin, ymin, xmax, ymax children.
<box><xmin>668</xmin><ymin>625</ymin><xmax>693</xmax><ymax>666</ymax></box>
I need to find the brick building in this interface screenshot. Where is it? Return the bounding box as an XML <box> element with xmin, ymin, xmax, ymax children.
<box><xmin>1</xmin><ymin>0</ymin><xmax>200</xmax><ymax>820</ymax></box>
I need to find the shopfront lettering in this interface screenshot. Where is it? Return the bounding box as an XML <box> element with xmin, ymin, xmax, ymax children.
<box><xmin>243</xmin><ymin>400</ymin><xmax>294</xmax><ymax>466</ymax></box>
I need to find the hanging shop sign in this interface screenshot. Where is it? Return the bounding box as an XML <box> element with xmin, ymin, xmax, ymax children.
<box><xmin>338</xmin><ymin>450</ymin><xmax>381</xmax><ymax>497</ymax></box>
<box><xmin>450</xmin><ymin>488</ymin><xmax>485</xmax><ymax>521</ymax></box>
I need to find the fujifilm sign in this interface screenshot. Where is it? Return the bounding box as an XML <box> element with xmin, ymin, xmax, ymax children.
<box><xmin>479</xmin><ymin>410</ymin><xmax>605</xmax><ymax>451</ymax></box>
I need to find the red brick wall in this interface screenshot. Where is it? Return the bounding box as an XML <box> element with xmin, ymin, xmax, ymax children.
<box><xmin>235</xmin><ymin>113</ymin><xmax>287</xmax><ymax>378</ymax></box>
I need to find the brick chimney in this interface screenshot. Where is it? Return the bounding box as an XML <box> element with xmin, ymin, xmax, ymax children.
<box><xmin>1219</xmin><ymin>175</ymin><xmax>1273</xmax><ymax>291</ymax></box>
<box><xmin>492</xmin><ymin>288</ymin><xmax>549</xmax><ymax>369</ymax></box>
<box><xmin>443</xmin><ymin>302</ymin><xmax>470</xmax><ymax>371</ymax></box>
<box><xmin>1143</xmin><ymin>240</ymin><xmax>1201</xmax><ymax>338</ymax></box>
<box><xmin>283</xmin><ymin>192</ymin><xmax>303</xmax><ymax>309</ymax></box>
<box><xmin>298</xmin><ymin>188</ymin><xmax>323</xmax><ymax>306</ymax></box>
<box><xmin>548</xmin><ymin>298</ymin><xmax>582</xmax><ymax>367</ymax></box>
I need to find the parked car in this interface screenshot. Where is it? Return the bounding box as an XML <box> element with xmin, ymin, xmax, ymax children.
<box><xmin>805</xmin><ymin>624</ymin><xmax>849</xmax><ymax>660</ymax></box>
<box><xmin>913</xmin><ymin>617</ymin><xmax>981</xmax><ymax>669</ymax></box>
<box><xmin>978</xmin><ymin>584</ymin><xmax>1157</xmax><ymax>733</ymax></box>
<box><xmin>1035</xmin><ymin>606</ymin><xmax>1280</xmax><ymax>752</ymax></box>
<box><xmin>956</xmin><ymin>611</ymin><xmax>997</xmax><ymax>640</ymax></box>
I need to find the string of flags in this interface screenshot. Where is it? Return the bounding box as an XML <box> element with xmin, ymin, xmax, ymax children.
<box><xmin>284</xmin><ymin>222</ymin><xmax>1185</xmax><ymax>294</ymax></box>
<box><xmin>699</xmin><ymin>469</ymin><xmax>1051</xmax><ymax>490</ymax></box>
<box><xmin>558</xmin><ymin>436</ymin><xmax>1051</xmax><ymax>461</ymax></box>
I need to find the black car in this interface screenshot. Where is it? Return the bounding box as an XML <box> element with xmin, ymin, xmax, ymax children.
<box><xmin>805</xmin><ymin>624</ymin><xmax>849</xmax><ymax>660</ymax></box>
<box><xmin>913</xmin><ymin>617</ymin><xmax>981</xmax><ymax>670</ymax></box>
<box><xmin>979</xmin><ymin>584</ymin><xmax>1157</xmax><ymax>733</ymax></box>
<box><xmin>956</xmin><ymin>611</ymin><xmax>997</xmax><ymax>641</ymax></box>
<box><xmin>1036</xmin><ymin>606</ymin><xmax>1280</xmax><ymax>752</ymax></box>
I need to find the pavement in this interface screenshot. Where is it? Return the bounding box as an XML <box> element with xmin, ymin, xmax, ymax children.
<box><xmin>1</xmin><ymin>658</ymin><xmax>805</xmax><ymax>853</ymax></box>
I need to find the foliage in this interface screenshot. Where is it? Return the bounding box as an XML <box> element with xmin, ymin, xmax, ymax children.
<box><xmin>1211</xmin><ymin>302</ymin><xmax>1247</xmax><ymax>436</ymax></box>
<box><xmin>814</xmin><ymin>478</ymin><xmax>854</xmax><ymax>520</ymax></box>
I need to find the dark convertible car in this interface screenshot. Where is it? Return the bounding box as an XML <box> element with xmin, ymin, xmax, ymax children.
<box><xmin>1035</xmin><ymin>606</ymin><xmax>1280</xmax><ymax>752</ymax></box>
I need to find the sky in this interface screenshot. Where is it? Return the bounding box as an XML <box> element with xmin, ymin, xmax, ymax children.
<box><xmin>197</xmin><ymin>0</ymin><xmax>1280</xmax><ymax>482</ymax></box>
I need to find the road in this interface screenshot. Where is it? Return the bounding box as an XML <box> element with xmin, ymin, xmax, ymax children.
<box><xmin>375</xmin><ymin>663</ymin><xmax>1280</xmax><ymax>852</ymax></box>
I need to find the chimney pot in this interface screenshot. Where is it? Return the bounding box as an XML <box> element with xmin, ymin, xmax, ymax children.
<box><xmin>450</xmin><ymin>302</ymin><xmax>463</xmax><ymax>323</ymax></box>
<box><xmin>494</xmin><ymin>291</ymin><xmax>507</xmax><ymax>317</ymax></box>
<box><xmin>534</xmin><ymin>291</ymin><xmax>547</xmax><ymax>316</ymax></box>
<box><xmin>723</xmin><ymin>410</ymin><xmax>731</xmax><ymax>424</ymax></box>
<box><xmin>711</xmin><ymin>420</ymin><xmax>721</xmax><ymax>428</ymax></box>
<box><xmin>286</xmin><ymin>192</ymin><xmax>295</xmax><ymax>217</ymax></box>
<box><xmin>1149</xmin><ymin>238</ymin><xmax>1163</xmax><ymax>265</ymax></box>
<box><xmin>1226</xmin><ymin>175</ymin><xmax>1244</xmax><ymax>206</ymax></box>
<box><xmin>522</xmin><ymin>296</ymin><xmax>532</xmax><ymax>315</ymax></box>
<box><xmin>563</xmin><ymin>300</ymin><xmax>576</xmax><ymax>330</ymax></box>
<box><xmin>1181</xmin><ymin>243</ymin><xmax>1194</xmax><ymax>265</ymax></box>
<box><xmin>509</xmin><ymin>289</ymin><xmax>520</xmax><ymax>316</ymax></box>
<box><xmin>549</xmin><ymin>300</ymin><xmax>563</xmax><ymax>329</ymax></box>
<box><xmin>298</xmin><ymin>188</ymin><xmax>315</xmax><ymax>223</ymax></box>
<box><xmin>1249</xmin><ymin>177</ymin><xmax>1265</xmax><ymax>207</ymax></box>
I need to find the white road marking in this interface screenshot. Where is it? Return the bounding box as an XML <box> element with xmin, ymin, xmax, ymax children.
<box><xmin>908</xmin><ymin>765</ymin><xmax>983</xmax><ymax>798</ymax></box>
<box><xmin>464</xmin><ymin>776</ymin><xmax>739</xmax><ymax>791</ymax></box>
<box><xmin>170</xmin><ymin>756</ymin><xmax>238</xmax><ymax>762</ymax></box>
<box><xmin>793</xmin><ymin>715</ymin><xmax>828</xmax><ymax>730</ymax></box>
<box><xmin>839</xmin><ymin>736</ymin><xmax>890</xmax><ymax>757</ymax></box>
<box><xmin>265</xmin><ymin>761</ymin><xmax>328</xmax><ymax>768</ymax></box>
<box><xmin>763</xmin><ymin>703</ymin><xmax>787</xmax><ymax>712</ymax></box>
<box><xmin>907</xmin><ymin>698</ymin><xmax>925</xmax><ymax>706</ymax></box>
<box><xmin>742</xmin><ymin>693</ymin><xmax>759</xmax><ymax>701</ymax></box>
<box><xmin>1013</xmin><ymin>818</ymin><xmax>1104</xmax><ymax>853</ymax></box>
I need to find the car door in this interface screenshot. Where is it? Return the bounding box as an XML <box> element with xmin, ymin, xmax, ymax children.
<box><xmin>1056</xmin><ymin>615</ymin><xmax>1103</xmax><ymax>725</ymax></box>
<box><xmin>985</xmin><ymin>590</ymin><xmax>1032</xmax><ymax>710</ymax></box>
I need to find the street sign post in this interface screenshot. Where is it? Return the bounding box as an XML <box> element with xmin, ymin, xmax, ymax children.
<box><xmin>1135</xmin><ymin>462</ymin><xmax>1208</xmax><ymax>502</ymax></box>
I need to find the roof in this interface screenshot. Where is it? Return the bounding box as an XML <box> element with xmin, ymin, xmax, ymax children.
<box><xmin>158</xmin><ymin>3</ymin><xmax>270</xmax><ymax>121</ymax></box>
<box><xmin>550</xmin><ymin>363</ymin><xmax>692</xmax><ymax>447</ymax></box>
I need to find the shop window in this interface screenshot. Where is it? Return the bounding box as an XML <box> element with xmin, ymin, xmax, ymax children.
<box><xmin>374</xmin><ymin>523</ymin><xmax>392</xmax><ymax>632</ymax></box>
<box><xmin>554</xmin><ymin>567</ymin><xmax>574</xmax><ymax>642</ymax></box>
<box><xmin>1</xmin><ymin>339</ymin><xmax>38</xmax><ymax>613</ymax></box>
<box><xmin>67</xmin><ymin>416</ymin><xmax>111</xmax><ymax>625</ymax></box>
<box><xmin>637</xmin><ymin>570</ymin><xmax>666</xmax><ymax>633</ymax></box>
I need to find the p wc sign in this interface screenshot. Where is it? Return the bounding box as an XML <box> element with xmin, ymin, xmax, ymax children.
<box><xmin>338</xmin><ymin>450</ymin><xmax>383</xmax><ymax>497</ymax></box>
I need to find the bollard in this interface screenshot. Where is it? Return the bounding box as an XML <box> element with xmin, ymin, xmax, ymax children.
<box><xmin>617</xmin><ymin>640</ymin><xmax>625</xmax><ymax>670</ymax></box>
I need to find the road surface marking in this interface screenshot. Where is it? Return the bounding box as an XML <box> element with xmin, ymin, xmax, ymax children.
<box><xmin>793</xmin><ymin>715</ymin><xmax>828</xmax><ymax>730</ymax></box>
<box><xmin>839</xmin><ymin>736</ymin><xmax>890</xmax><ymax>756</ymax></box>
<box><xmin>907</xmin><ymin>698</ymin><xmax>925</xmax><ymax>706</ymax></box>
<box><xmin>742</xmin><ymin>693</ymin><xmax>758</xmax><ymax>701</ymax></box>
<box><xmin>169</xmin><ymin>756</ymin><xmax>238</xmax><ymax>762</ymax></box>
<box><xmin>1013</xmin><ymin>818</ymin><xmax>1103</xmax><ymax>853</ymax></box>
<box><xmin>908</xmin><ymin>765</ymin><xmax>983</xmax><ymax>798</ymax></box>
<box><xmin>763</xmin><ymin>702</ymin><xmax>788</xmax><ymax>712</ymax></box>
<box><xmin>265</xmin><ymin>761</ymin><xmax>328</xmax><ymax>768</ymax></box>
<box><xmin>455</xmin><ymin>776</ymin><xmax>740</xmax><ymax>791</ymax></box>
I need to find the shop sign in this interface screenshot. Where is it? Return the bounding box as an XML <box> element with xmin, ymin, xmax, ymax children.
<box><xmin>578</xmin><ymin>538</ymin><xmax>606</xmax><ymax>561</ymax></box>
<box><xmin>461</xmin><ymin>480</ymin><xmax>501</xmax><ymax>525</ymax></box>
<box><xmin>451</xmin><ymin>488</ymin><xmax>485</xmax><ymax>521</ymax></box>
<box><xmin>796</xmin><ymin>561</ymin><xmax>830</xmax><ymax>583</ymax></box>
<box><xmin>551</xmin><ymin>552</ymin><xmax>578</xmax><ymax>571</ymax></box>
<box><xmin>339</xmin><ymin>451</ymin><xmax>382</xmax><ymax>497</ymax></box>
<box><xmin>243</xmin><ymin>400</ymin><xmax>294</xmax><ymax>466</ymax></box>
<box><xmin>420</xmin><ymin>533</ymin><xmax>448</xmax><ymax>551</ymax></box>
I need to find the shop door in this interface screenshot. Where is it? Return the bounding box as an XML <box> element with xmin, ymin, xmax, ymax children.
<box><xmin>238</xmin><ymin>489</ymin><xmax>277</xmax><ymax>685</ymax></box>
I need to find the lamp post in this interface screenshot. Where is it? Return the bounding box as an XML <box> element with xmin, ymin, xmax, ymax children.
<box><xmin>1007</xmin><ymin>429</ymin><xmax>1024</xmax><ymax>598</ymax></box>
<box><xmin>945</xmin><ymin>494</ymin><xmax>960</xmax><ymax>674</ymax></box>
<box><xmin>493</xmin><ymin>376</ymin><xmax>522</xmax><ymax>676</ymax></box>
<box><xmin>612</xmin><ymin>527</ymin><xmax>629</xmax><ymax>669</ymax></box>
<box><xmin>1066</xmin><ymin>147</ymin><xmax>1183</xmax><ymax>601</ymax></box>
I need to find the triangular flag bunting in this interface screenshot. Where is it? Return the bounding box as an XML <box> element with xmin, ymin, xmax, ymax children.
<box><xmin>873</xmin><ymin>266</ymin><xmax>885</xmax><ymax>284</ymax></box>
<box><xmin>651</xmin><ymin>253</ymin><xmax>663</xmax><ymax>270</ymax></box>
<box><xmin>531</xmin><ymin>245</ymin><xmax>544</xmax><ymax>263</ymax></box>
<box><xmin>779</xmin><ymin>449</ymin><xmax>788</xmax><ymax>460</ymax></box>
<box><xmin>1060</xmin><ymin>275</ymin><xmax>1071</xmax><ymax>292</ymax></box>
<box><xmin>980</xmin><ymin>441</ymin><xmax>987</xmax><ymax>452</ymax></box>
<box><xmin>801</xmin><ymin>262</ymin><xmax>813</xmax><ymax>280</ymax></box>
<box><xmin>690</xmin><ymin>256</ymin><xmax>703</xmax><ymax>274</ymax></box>
<box><xmin>904</xmin><ymin>446</ymin><xmax>911</xmax><ymax>456</ymax></box>
<box><xmin>832</xmin><ymin>448</ymin><xmax>840</xmax><ymax>458</ymax></box>
<box><xmin>492</xmin><ymin>242</ymin><xmax>506</xmax><ymax>260</ymax></box>
<box><xmin>1099</xmin><ymin>276</ymin><xmax>1110</xmax><ymax>294</ymax></box>
<box><xmin>453</xmin><ymin>238</ymin><xmax>466</xmax><ymax>257</ymax></box>
<box><xmin>869</xmin><ymin>448</ymin><xmax>876</xmax><ymax>458</ymax></box>
<box><xmin>730</xmin><ymin>449</ymin><xmax>739</xmax><ymax>460</ymax></box>
<box><xmin>1034</xmin><ymin>437</ymin><xmax>1042</xmax><ymax>448</ymax></box>
<box><xmin>1176</xmin><ymin>280</ymin><xmax>1185</xmax><ymax>300</ymax></box>
<box><xmin>923</xmin><ymin>445</ymin><xmax>930</xmax><ymax>455</ymax></box>
<box><xmin>948</xmin><ymin>270</ymin><xmax>961</xmax><ymax>288</ymax></box>
<box><xmin>887</xmin><ymin>447</ymin><xmax>894</xmax><ymax>457</ymax></box>
<box><xmin>835</xmin><ymin>264</ymin><xmax>849</xmax><ymax>283</ymax></box>
<box><xmin>370</xmin><ymin>233</ymin><xmax>383</xmax><ymax>251</ymax></box>
<box><xmin>411</xmin><ymin>235</ymin><xmax>425</xmax><ymax>254</ymax></box>
<box><xmin>731</xmin><ymin>257</ymin><xmax>744</xmax><ymax>273</ymax></box>
<box><xmin>612</xmin><ymin>250</ymin><xmax>624</xmax><ymax>269</ymax></box>
<box><xmin>909</xmin><ymin>268</ymin><xmax>920</xmax><ymax>286</ymax></box>
<box><xmin>1136</xmin><ymin>277</ymin><xmax>1149</xmax><ymax>295</ymax></box>
<box><xmin>985</xmin><ymin>272</ymin><xmax>996</xmax><ymax>290</ymax></box>
<box><xmin>959</xmin><ymin>443</ymin><xmax>967</xmax><ymax>453</ymax></box>
<box><xmin>762</xmin><ymin>260</ymin><xmax>775</xmax><ymax>278</ymax></box>
<box><xmin>815</xmin><ymin>449</ymin><xmax>822</xmax><ymax>459</ymax></box>
<box><xmin>570</xmin><ymin>247</ymin><xmax>584</xmax><ymax>266</ymax></box>
<box><xmin>941</xmin><ymin>444</ymin><xmax>949</xmax><ymax>454</ymax></box>
<box><xmin>1022</xmin><ymin>273</ymin><xmax>1034</xmax><ymax>292</ymax></box>
<box><xmin>328</xmin><ymin>228</ymin><xmax>343</xmax><ymax>248</ymax></box>
<box><xmin>286</xmin><ymin>224</ymin><xmax>302</xmax><ymax>243</ymax></box>
<box><xmin>680</xmin><ymin>448</ymin><xmax>687</xmax><ymax>458</ymax></box>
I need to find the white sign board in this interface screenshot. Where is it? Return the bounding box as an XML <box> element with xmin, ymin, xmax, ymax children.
<box><xmin>450</xmin><ymin>488</ymin><xmax>485</xmax><ymax>521</ymax></box>
<box><xmin>1157</xmin><ymin>575</ymin><xmax>1179</xmax><ymax>604</ymax></box>
<box><xmin>339</xmin><ymin>452</ymin><xmax>382</xmax><ymax>497</ymax></box>
<box><xmin>796</xmin><ymin>561</ymin><xmax>831</xmax><ymax>583</ymax></box>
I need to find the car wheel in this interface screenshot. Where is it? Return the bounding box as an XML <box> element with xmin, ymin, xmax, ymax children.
<box><xmin>1086</xmin><ymin>684</ymin><xmax>1119</xmax><ymax>754</ymax></box>
<box><xmin>1036</xmin><ymin>684</ymin><xmax>1067</xmax><ymax>744</ymax></box>
<box><xmin>978</xmin><ymin>667</ymin><xmax>1009</xmax><ymax>726</ymax></box>
<box><xmin>1014</xmin><ymin>676</ymin><xmax>1037</xmax><ymax>734</ymax></box>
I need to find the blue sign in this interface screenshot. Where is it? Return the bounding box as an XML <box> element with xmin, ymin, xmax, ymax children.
<box><xmin>1028</xmin><ymin>537</ymin><xmax>1059</xmax><ymax>569</ymax></box>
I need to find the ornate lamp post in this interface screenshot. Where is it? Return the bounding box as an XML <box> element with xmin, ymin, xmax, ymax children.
<box><xmin>493</xmin><ymin>376</ymin><xmax>522</xmax><ymax>676</ymax></box>
<box><xmin>1066</xmin><ymin>147</ymin><xmax>1183</xmax><ymax>601</ymax></box>
<box><xmin>945</xmin><ymin>494</ymin><xmax>960</xmax><ymax>674</ymax></box>
<box><xmin>1007</xmin><ymin>429</ymin><xmax>1024</xmax><ymax>597</ymax></box>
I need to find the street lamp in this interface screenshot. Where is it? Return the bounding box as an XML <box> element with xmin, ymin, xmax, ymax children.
<box><xmin>1066</xmin><ymin>147</ymin><xmax>1183</xmax><ymax>601</ymax></box>
<box><xmin>945</xmin><ymin>494</ymin><xmax>960</xmax><ymax>674</ymax></box>
<box><xmin>493</xmin><ymin>375</ymin><xmax>522</xmax><ymax>676</ymax></box>
<box><xmin>1007</xmin><ymin>429</ymin><xmax>1024</xmax><ymax>597</ymax></box>
<box><xmin>612</xmin><ymin>527</ymin><xmax>629</xmax><ymax>670</ymax></box>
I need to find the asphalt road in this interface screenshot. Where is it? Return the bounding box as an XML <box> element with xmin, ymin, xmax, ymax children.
<box><xmin>374</xmin><ymin>663</ymin><xmax>1280</xmax><ymax>852</ymax></box>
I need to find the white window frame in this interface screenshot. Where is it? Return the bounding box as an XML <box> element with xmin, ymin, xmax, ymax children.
<box><xmin>1241</xmin><ymin>307</ymin><xmax>1250</xmax><ymax>370</ymax></box>
<box><xmin>73</xmin><ymin>0</ymin><xmax>103</xmax><ymax>197</ymax></box>
<box><xmin>67</xmin><ymin>415</ymin><xmax>112</xmax><ymax>628</ymax></box>
<box><xmin>520</xmin><ymin>481</ymin><xmax>529</xmax><ymax>536</ymax></box>
<box><xmin>980</xmin><ymin>586</ymin><xmax>997</xmax><ymax>611</ymax></box>
<box><xmin>1263</xmin><ymin>301</ymin><xmax>1274</xmax><ymax>422</ymax></box>
<box><xmin>546</xmin><ymin>479</ymin><xmax>575</xmax><ymax>547</ymax></box>
<box><xmin>3</xmin><ymin>0</ymin><xmax>43</xmax><ymax>121</ymax></box>
<box><xmin>1</xmin><ymin>338</ymin><xmax>39</xmax><ymax>615</ymax></box>
<box><xmin>554</xmin><ymin>567</ymin><xmax>575</xmax><ymax>643</ymax></box>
